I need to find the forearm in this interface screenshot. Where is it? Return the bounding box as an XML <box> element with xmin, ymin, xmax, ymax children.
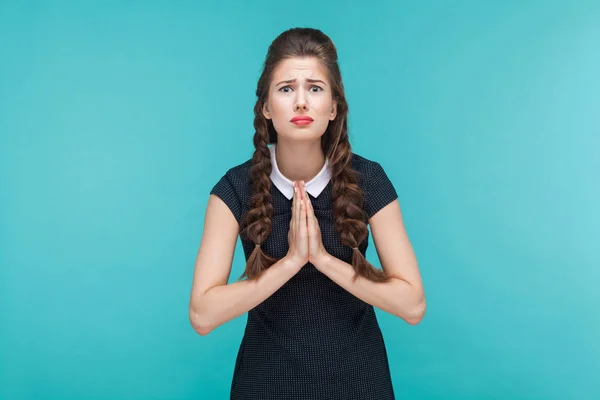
<box><xmin>190</xmin><ymin>256</ymin><xmax>300</xmax><ymax>334</ymax></box>
<box><xmin>314</xmin><ymin>253</ymin><xmax>425</xmax><ymax>324</ymax></box>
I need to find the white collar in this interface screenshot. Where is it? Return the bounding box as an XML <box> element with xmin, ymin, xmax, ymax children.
<box><xmin>269</xmin><ymin>144</ymin><xmax>331</xmax><ymax>200</ymax></box>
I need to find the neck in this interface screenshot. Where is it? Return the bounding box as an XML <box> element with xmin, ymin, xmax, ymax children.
<box><xmin>274</xmin><ymin>140</ymin><xmax>326</xmax><ymax>183</ymax></box>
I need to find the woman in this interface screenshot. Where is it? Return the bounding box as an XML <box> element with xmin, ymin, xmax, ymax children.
<box><xmin>189</xmin><ymin>27</ymin><xmax>425</xmax><ymax>400</ymax></box>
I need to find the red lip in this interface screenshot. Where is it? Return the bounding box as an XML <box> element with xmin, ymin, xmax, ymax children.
<box><xmin>290</xmin><ymin>116</ymin><xmax>314</xmax><ymax>122</ymax></box>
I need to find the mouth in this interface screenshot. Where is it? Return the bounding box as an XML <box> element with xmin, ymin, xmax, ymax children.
<box><xmin>290</xmin><ymin>116</ymin><xmax>314</xmax><ymax>125</ymax></box>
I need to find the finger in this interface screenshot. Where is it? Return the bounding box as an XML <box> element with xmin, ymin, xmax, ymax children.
<box><xmin>301</xmin><ymin>183</ymin><xmax>310</xmax><ymax>213</ymax></box>
<box><xmin>300</xmin><ymin>195</ymin><xmax>307</xmax><ymax>236</ymax></box>
<box><xmin>300</xmin><ymin>202</ymin><xmax>307</xmax><ymax>241</ymax></box>
<box><xmin>294</xmin><ymin>182</ymin><xmax>301</xmax><ymax>230</ymax></box>
<box><xmin>290</xmin><ymin>182</ymin><xmax>295</xmax><ymax>229</ymax></box>
<box><xmin>302</xmin><ymin>182</ymin><xmax>310</xmax><ymax>222</ymax></box>
<box><xmin>306</xmin><ymin>196</ymin><xmax>314</xmax><ymax>235</ymax></box>
<box><xmin>309</xmin><ymin>193</ymin><xmax>319</xmax><ymax>234</ymax></box>
<box><xmin>305</xmin><ymin>191</ymin><xmax>319</xmax><ymax>231</ymax></box>
<box><xmin>303</xmin><ymin>183</ymin><xmax>311</xmax><ymax>213</ymax></box>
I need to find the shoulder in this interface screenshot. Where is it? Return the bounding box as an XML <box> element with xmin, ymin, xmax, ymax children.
<box><xmin>210</xmin><ymin>157</ymin><xmax>252</xmax><ymax>200</ymax></box>
<box><xmin>209</xmin><ymin>157</ymin><xmax>253</xmax><ymax>224</ymax></box>
<box><xmin>350</xmin><ymin>152</ymin><xmax>387</xmax><ymax>184</ymax></box>
<box><xmin>220</xmin><ymin>158</ymin><xmax>253</xmax><ymax>187</ymax></box>
<box><xmin>350</xmin><ymin>152</ymin><xmax>379</xmax><ymax>170</ymax></box>
<box><xmin>351</xmin><ymin>152</ymin><xmax>398</xmax><ymax>218</ymax></box>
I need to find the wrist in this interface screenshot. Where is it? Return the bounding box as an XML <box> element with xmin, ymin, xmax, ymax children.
<box><xmin>283</xmin><ymin>254</ymin><xmax>305</xmax><ymax>271</ymax></box>
<box><xmin>311</xmin><ymin>251</ymin><xmax>331</xmax><ymax>271</ymax></box>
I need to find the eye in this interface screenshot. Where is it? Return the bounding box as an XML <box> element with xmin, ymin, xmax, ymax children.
<box><xmin>278</xmin><ymin>85</ymin><xmax>324</xmax><ymax>93</ymax></box>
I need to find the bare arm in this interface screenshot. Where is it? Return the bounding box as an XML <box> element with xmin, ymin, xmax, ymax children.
<box><xmin>188</xmin><ymin>194</ymin><xmax>299</xmax><ymax>335</ymax></box>
<box><xmin>312</xmin><ymin>199</ymin><xmax>425</xmax><ymax>325</ymax></box>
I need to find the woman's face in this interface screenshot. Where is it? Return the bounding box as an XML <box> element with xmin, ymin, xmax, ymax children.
<box><xmin>262</xmin><ymin>57</ymin><xmax>337</xmax><ymax>142</ymax></box>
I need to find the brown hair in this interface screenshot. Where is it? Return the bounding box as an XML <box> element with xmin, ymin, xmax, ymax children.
<box><xmin>238</xmin><ymin>27</ymin><xmax>395</xmax><ymax>283</ymax></box>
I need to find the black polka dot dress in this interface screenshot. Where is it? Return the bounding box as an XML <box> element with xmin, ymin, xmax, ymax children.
<box><xmin>210</xmin><ymin>151</ymin><xmax>399</xmax><ymax>400</ymax></box>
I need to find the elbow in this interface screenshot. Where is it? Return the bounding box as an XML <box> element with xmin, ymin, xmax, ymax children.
<box><xmin>404</xmin><ymin>293</ymin><xmax>426</xmax><ymax>326</ymax></box>
<box><xmin>189</xmin><ymin>308</ymin><xmax>213</xmax><ymax>336</ymax></box>
<box><xmin>192</xmin><ymin>324</ymin><xmax>212</xmax><ymax>336</ymax></box>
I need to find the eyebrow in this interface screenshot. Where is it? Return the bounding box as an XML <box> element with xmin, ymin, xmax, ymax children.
<box><xmin>275</xmin><ymin>78</ymin><xmax>327</xmax><ymax>87</ymax></box>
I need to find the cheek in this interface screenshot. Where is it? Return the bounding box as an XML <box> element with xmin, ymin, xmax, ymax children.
<box><xmin>269</xmin><ymin>95</ymin><xmax>291</xmax><ymax>114</ymax></box>
<box><xmin>313</xmin><ymin>98</ymin><xmax>333</xmax><ymax>116</ymax></box>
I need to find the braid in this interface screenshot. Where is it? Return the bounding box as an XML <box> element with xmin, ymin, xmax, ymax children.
<box><xmin>237</xmin><ymin>104</ymin><xmax>278</xmax><ymax>280</ymax></box>
<box><xmin>328</xmin><ymin>129</ymin><xmax>395</xmax><ymax>283</ymax></box>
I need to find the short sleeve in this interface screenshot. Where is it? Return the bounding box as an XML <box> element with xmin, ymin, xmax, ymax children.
<box><xmin>363</xmin><ymin>162</ymin><xmax>398</xmax><ymax>219</ymax></box>
<box><xmin>210</xmin><ymin>173</ymin><xmax>243</xmax><ymax>224</ymax></box>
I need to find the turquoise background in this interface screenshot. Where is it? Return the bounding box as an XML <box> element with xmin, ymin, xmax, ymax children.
<box><xmin>1</xmin><ymin>0</ymin><xmax>598</xmax><ymax>399</ymax></box>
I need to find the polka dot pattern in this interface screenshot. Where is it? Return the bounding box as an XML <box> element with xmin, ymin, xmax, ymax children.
<box><xmin>210</xmin><ymin>153</ymin><xmax>399</xmax><ymax>399</ymax></box>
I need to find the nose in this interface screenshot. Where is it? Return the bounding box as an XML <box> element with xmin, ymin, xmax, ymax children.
<box><xmin>294</xmin><ymin>91</ymin><xmax>308</xmax><ymax>111</ymax></box>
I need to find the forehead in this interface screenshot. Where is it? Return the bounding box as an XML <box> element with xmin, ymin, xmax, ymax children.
<box><xmin>272</xmin><ymin>57</ymin><xmax>329</xmax><ymax>81</ymax></box>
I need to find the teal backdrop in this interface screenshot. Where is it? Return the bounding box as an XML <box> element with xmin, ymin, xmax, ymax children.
<box><xmin>1</xmin><ymin>1</ymin><xmax>598</xmax><ymax>399</ymax></box>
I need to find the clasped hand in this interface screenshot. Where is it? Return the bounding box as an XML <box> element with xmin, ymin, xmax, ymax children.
<box><xmin>286</xmin><ymin>180</ymin><xmax>328</xmax><ymax>269</ymax></box>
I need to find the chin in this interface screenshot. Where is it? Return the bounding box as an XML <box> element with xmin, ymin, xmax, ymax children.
<box><xmin>279</xmin><ymin>131</ymin><xmax>324</xmax><ymax>142</ymax></box>
<box><xmin>274</xmin><ymin>123</ymin><xmax>327</xmax><ymax>142</ymax></box>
